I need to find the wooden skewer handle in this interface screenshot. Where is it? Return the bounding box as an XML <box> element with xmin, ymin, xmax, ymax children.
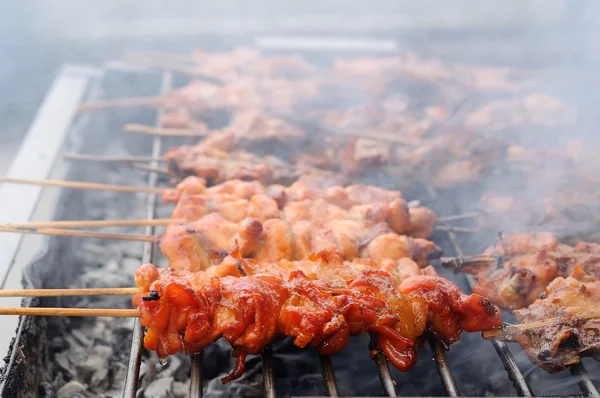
<box><xmin>78</xmin><ymin>96</ymin><xmax>162</xmax><ymax>111</ymax></box>
<box><xmin>0</xmin><ymin>287</ymin><xmax>139</xmax><ymax>297</ymax></box>
<box><xmin>124</xmin><ymin>124</ymin><xmax>210</xmax><ymax>137</ymax></box>
<box><xmin>6</xmin><ymin>219</ymin><xmax>170</xmax><ymax>229</ymax></box>
<box><xmin>0</xmin><ymin>226</ymin><xmax>156</xmax><ymax>243</ymax></box>
<box><xmin>63</xmin><ymin>153</ymin><xmax>164</xmax><ymax>163</ymax></box>
<box><xmin>0</xmin><ymin>176</ymin><xmax>167</xmax><ymax>194</ymax></box>
<box><xmin>0</xmin><ymin>307</ymin><xmax>140</xmax><ymax>317</ymax></box>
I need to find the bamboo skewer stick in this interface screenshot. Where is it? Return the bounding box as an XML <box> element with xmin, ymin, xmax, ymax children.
<box><xmin>435</xmin><ymin>225</ymin><xmax>479</xmax><ymax>233</ymax></box>
<box><xmin>78</xmin><ymin>96</ymin><xmax>162</xmax><ymax>111</ymax></box>
<box><xmin>0</xmin><ymin>225</ymin><xmax>156</xmax><ymax>242</ymax></box>
<box><xmin>483</xmin><ymin>308</ymin><xmax>600</xmax><ymax>342</ymax></box>
<box><xmin>0</xmin><ymin>307</ymin><xmax>140</xmax><ymax>317</ymax></box>
<box><xmin>0</xmin><ymin>287</ymin><xmax>139</xmax><ymax>297</ymax></box>
<box><xmin>0</xmin><ymin>176</ymin><xmax>168</xmax><ymax>194</ymax></box>
<box><xmin>124</xmin><ymin>123</ymin><xmax>210</xmax><ymax>137</ymax></box>
<box><xmin>4</xmin><ymin>219</ymin><xmax>171</xmax><ymax>229</ymax></box>
<box><xmin>63</xmin><ymin>153</ymin><xmax>164</xmax><ymax>163</ymax></box>
<box><xmin>437</xmin><ymin>212</ymin><xmax>480</xmax><ymax>223</ymax></box>
<box><xmin>129</xmin><ymin>163</ymin><xmax>171</xmax><ymax>174</ymax></box>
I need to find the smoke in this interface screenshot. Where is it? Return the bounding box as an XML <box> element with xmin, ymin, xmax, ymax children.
<box><xmin>3</xmin><ymin>1</ymin><xmax>600</xmax><ymax>396</ymax></box>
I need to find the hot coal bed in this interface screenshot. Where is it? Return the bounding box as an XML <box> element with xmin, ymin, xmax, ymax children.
<box><xmin>2</xmin><ymin>54</ymin><xmax>600</xmax><ymax>398</ymax></box>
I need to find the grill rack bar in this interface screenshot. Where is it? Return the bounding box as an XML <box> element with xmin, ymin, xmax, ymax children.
<box><xmin>319</xmin><ymin>354</ymin><xmax>340</xmax><ymax>396</ymax></box>
<box><xmin>122</xmin><ymin>71</ymin><xmax>174</xmax><ymax>398</ymax></box>
<box><xmin>570</xmin><ymin>363</ymin><xmax>600</xmax><ymax>397</ymax></box>
<box><xmin>370</xmin><ymin>335</ymin><xmax>398</xmax><ymax>397</ymax></box>
<box><xmin>429</xmin><ymin>337</ymin><xmax>460</xmax><ymax>397</ymax></box>
<box><xmin>190</xmin><ymin>352</ymin><xmax>204</xmax><ymax>397</ymax></box>
<box><xmin>445</xmin><ymin>229</ymin><xmax>534</xmax><ymax>397</ymax></box>
<box><xmin>445</xmin><ymin>227</ymin><xmax>600</xmax><ymax>396</ymax></box>
<box><xmin>262</xmin><ymin>346</ymin><xmax>276</xmax><ymax>398</ymax></box>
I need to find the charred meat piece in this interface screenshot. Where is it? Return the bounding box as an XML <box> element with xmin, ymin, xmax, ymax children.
<box><xmin>511</xmin><ymin>266</ymin><xmax>600</xmax><ymax>373</ymax></box>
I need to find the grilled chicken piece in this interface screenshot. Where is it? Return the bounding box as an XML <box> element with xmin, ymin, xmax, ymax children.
<box><xmin>162</xmin><ymin>176</ymin><xmax>437</xmax><ymax>240</ymax></box>
<box><xmin>158</xmin><ymin>214</ymin><xmax>441</xmax><ymax>272</ymax></box>
<box><xmin>133</xmin><ymin>254</ymin><xmax>501</xmax><ymax>382</ymax></box>
<box><xmin>465</xmin><ymin>93</ymin><xmax>574</xmax><ymax>132</ymax></box>
<box><xmin>511</xmin><ymin>266</ymin><xmax>600</xmax><ymax>373</ymax></box>
<box><xmin>455</xmin><ymin>233</ymin><xmax>600</xmax><ymax>310</ymax></box>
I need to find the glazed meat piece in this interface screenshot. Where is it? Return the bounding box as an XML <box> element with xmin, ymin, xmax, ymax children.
<box><xmin>399</xmin><ymin>275</ymin><xmax>502</xmax><ymax>346</ymax></box>
<box><xmin>162</xmin><ymin>176</ymin><xmax>268</xmax><ymax>204</ymax></box>
<box><xmin>509</xmin><ymin>266</ymin><xmax>600</xmax><ymax>373</ymax></box>
<box><xmin>163</xmin><ymin>176</ymin><xmax>437</xmax><ymax>239</ymax></box>
<box><xmin>215</xmin><ymin>249</ymin><xmax>500</xmax><ymax>353</ymax></box>
<box><xmin>165</xmin><ymin>142</ymin><xmax>299</xmax><ymax>185</ymax></box>
<box><xmin>170</xmin><ymin>192</ymin><xmax>279</xmax><ymax>224</ymax></box>
<box><xmin>133</xmin><ymin>254</ymin><xmax>501</xmax><ymax>382</ymax></box>
<box><xmin>133</xmin><ymin>263</ymin><xmax>420</xmax><ymax>382</ymax></box>
<box><xmin>158</xmin><ymin>214</ymin><xmax>441</xmax><ymax>272</ymax></box>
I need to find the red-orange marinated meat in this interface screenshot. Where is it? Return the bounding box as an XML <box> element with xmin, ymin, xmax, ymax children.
<box><xmin>398</xmin><ymin>276</ymin><xmax>502</xmax><ymax>346</ymax></box>
<box><xmin>158</xmin><ymin>214</ymin><xmax>441</xmax><ymax>272</ymax></box>
<box><xmin>133</xmin><ymin>263</ymin><xmax>418</xmax><ymax>382</ymax></box>
<box><xmin>163</xmin><ymin>175</ymin><xmax>438</xmax><ymax>239</ymax></box>
<box><xmin>133</xmin><ymin>254</ymin><xmax>501</xmax><ymax>383</ymax></box>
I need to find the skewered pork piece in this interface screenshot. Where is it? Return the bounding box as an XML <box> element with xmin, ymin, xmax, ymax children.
<box><xmin>188</xmin><ymin>47</ymin><xmax>318</xmax><ymax>81</ymax></box>
<box><xmin>162</xmin><ymin>175</ymin><xmax>438</xmax><ymax>239</ymax></box>
<box><xmin>211</xmin><ymin>249</ymin><xmax>501</xmax><ymax>348</ymax></box>
<box><xmin>465</xmin><ymin>93</ymin><xmax>575</xmax><ymax>133</ymax></box>
<box><xmin>448</xmin><ymin>233</ymin><xmax>600</xmax><ymax>310</ymax></box>
<box><xmin>507</xmin><ymin>266</ymin><xmax>600</xmax><ymax>373</ymax></box>
<box><xmin>154</xmin><ymin>75</ymin><xmax>321</xmax><ymax>127</ymax></box>
<box><xmin>158</xmin><ymin>213</ymin><xmax>441</xmax><ymax>272</ymax></box>
<box><xmin>163</xmin><ymin>131</ymin><xmax>321</xmax><ymax>185</ymax></box>
<box><xmin>133</xmin><ymin>252</ymin><xmax>501</xmax><ymax>382</ymax></box>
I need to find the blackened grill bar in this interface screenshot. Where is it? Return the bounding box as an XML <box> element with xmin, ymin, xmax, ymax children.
<box><xmin>442</xmin><ymin>227</ymin><xmax>599</xmax><ymax>397</ymax></box>
<box><xmin>122</xmin><ymin>71</ymin><xmax>175</xmax><ymax>397</ymax></box>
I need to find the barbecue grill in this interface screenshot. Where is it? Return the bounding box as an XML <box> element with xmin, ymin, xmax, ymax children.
<box><xmin>1</xmin><ymin>33</ymin><xmax>600</xmax><ymax>397</ymax></box>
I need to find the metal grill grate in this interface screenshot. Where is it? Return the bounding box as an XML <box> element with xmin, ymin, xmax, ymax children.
<box><xmin>115</xmin><ymin>69</ymin><xmax>600</xmax><ymax>398</ymax></box>
<box><xmin>444</xmin><ymin>229</ymin><xmax>600</xmax><ymax>398</ymax></box>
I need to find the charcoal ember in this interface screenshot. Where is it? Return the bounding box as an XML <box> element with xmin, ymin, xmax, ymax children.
<box><xmin>111</xmin><ymin>324</ymin><xmax>135</xmax><ymax>362</ymax></box>
<box><xmin>143</xmin><ymin>376</ymin><xmax>174</xmax><ymax>398</ymax></box>
<box><xmin>78</xmin><ymin>241</ymin><xmax>123</xmax><ymax>268</ymax></box>
<box><xmin>70</xmin><ymin>329</ymin><xmax>91</xmax><ymax>348</ymax></box>
<box><xmin>53</xmin><ymin>352</ymin><xmax>74</xmax><ymax>379</ymax></box>
<box><xmin>121</xmin><ymin>256</ymin><xmax>142</xmax><ymax>275</ymax></box>
<box><xmin>75</xmin><ymin>345</ymin><xmax>112</xmax><ymax>391</ymax></box>
<box><xmin>157</xmin><ymin>355</ymin><xmax>182</xmax><ymax>378</ymax></box>
<box><xmin>52</xmin><ymin>372</ymin><xmax>66</xmax><ymax>391</ymax></box>
<box><xmin>171</xmin><ymin>381</ymin><xmax>188</xmax><ymax>398</ymax></box>
<box><xmin>39</xmin><ymin>381</ymin><xmax>56</xmax><ymax>398</ymax></box>
<box><xmin>56</xmin><ymin>381</ymin><xmax>87</xmax><ymax>398</ymax></box>
<box><xmin>108</xmin><ymin>363</ymin><xmax>128</xmax><ymax>394</ymax></box>
<box><xmin>50</xmin><ymin>336</ymin><xmax>67</xmax><ymax>353</ymax></box>
<box><xmin>79</xmin><ymin>269</ymin><xmax>132</xmax><ymax>289</ymax></box>
<box><xmin>121</xmin><ymin>242</ymin><xmax>145</xmax><ymax>259</ymax></box>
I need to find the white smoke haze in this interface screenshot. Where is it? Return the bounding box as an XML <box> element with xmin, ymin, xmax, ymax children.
<box><xmin>2</xmin><ymin>1</ymin><xmax>600</xmax><ymax>396</ymax></box>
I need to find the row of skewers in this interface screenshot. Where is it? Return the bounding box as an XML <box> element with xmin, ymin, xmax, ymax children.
<box><xmin>2</xmin><ymin>175</ymin><xmax>598</xmax><ymax>378</ymax></box>
<box><xmin>0</xmin><ymin>47</ymin><xmax>598</xmax><ymax>385</ymax></box>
